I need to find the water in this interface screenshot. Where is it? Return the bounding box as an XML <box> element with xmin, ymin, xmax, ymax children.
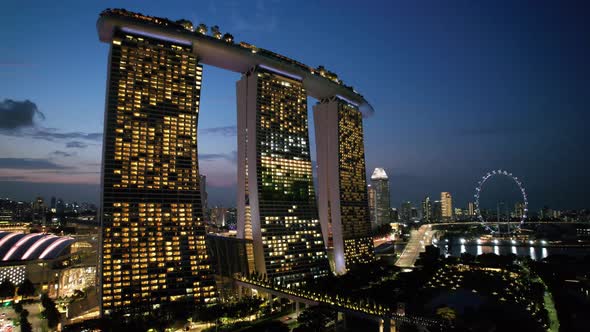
<box><xmin>435</xmin><ymin>241</ymin><xmax>590</xmax><ymax>260</ymax></box>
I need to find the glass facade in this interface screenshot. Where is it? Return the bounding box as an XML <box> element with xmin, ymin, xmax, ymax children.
<box><xmin>100</xmin><ymin>31</ymin><xmax>216</xmax><ymax>315</ymax></box>
<box><xmin>337</xmin><ymin>103</ymin><xmax>374</xmax><ymax>266</ymax></box>
<box><xmin>314</xmin><ymin>98</ymin><xmax>374</xmax><ymax>274</ymax></box>
<box><xmin>237</xmin><ymin>67</ymin><xmax>329</xmax><ymax>286</ymax></box>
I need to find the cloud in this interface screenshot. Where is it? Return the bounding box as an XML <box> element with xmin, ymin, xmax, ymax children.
<box><xmin>0</xmin><ymin>63</ymin><xmax>37</xmax><ymax>68</ymax></box>
<box><xmin>0</xmin><ymin>158</ymin><xmax>72</xmax><ymax>170</ymax></box>
<box><xmin>50</xmin><ymin>150</ymin><xmax>76</xmax><ymax>158</ymax></box>
<box><xmin>29</xmin><ymin>129</ymin><xmax>103</xmax><ymax>141</ymax></box>
<box><xmin>0</xmin><ymin>99</ymin><xmax>101</xmax><ymax>142</ymax></box>
<box><xmin>200</xmin><ymin>151</ymin><xmax>237</xmax><ymax>162</ymax></box>
<box><xmin>65</xmin><ymin>141</ymin><xmax>89</xmax><ymax>149</ymax></box>
<box><xmin>0</xmin><ymin>175</ymin><xmax>29</xmax><ymax>181</ymax></box>
<box><xmin>1</xmin><ymin>127</ymin><xmax>103</xmax><ymax>142</ymax></box>
<box><xmin>200</xmin><ymin>125</ymin><xmax>237</xmax><ymax>136</ymax></box>
<box><xmin>0</xmin><ymin>99</ymin><xmax>45</xmax><ymax>129</ymax></box>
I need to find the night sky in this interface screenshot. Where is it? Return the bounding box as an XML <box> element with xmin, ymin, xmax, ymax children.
<box><xmin>1</xmin><ymin>0</ymin><xmax>588</xmax><ymax>210</ymax></box>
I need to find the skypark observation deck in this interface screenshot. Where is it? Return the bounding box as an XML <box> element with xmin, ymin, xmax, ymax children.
<box><xmin>97</xmin><ymin>10</ymin><xmax>374</xmax><ymax>116</ymax></box>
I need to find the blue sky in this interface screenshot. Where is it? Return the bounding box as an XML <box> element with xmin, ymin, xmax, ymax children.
<box><xmin>0</xmin><ymin>0</ymin><xmax>588</xmax><ymax>210</ymax></box>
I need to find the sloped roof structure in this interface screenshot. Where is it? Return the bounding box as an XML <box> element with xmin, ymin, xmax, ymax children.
<box><xmin>0</xmin><ymin>232</ymin><xmax>75</xmax><ymax>261</ymax></box>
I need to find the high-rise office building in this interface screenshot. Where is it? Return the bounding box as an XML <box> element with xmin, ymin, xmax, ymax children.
<box><xmin>370</xmin><ymin>168</ymin><xmax>391</xmax><ymax>228</ymax></box>
<box><xmin>432</xmin><ymin>200</ymin><xmax>442</xmax><ymax>222</ymax></box>
<box><xmin>368</xmin><ymin>185</ymin><xmax>376</xmax><ymax>226</ymax></box>
<box><xmin>400</xmin><ymin>201</ymin><xmax>413</xmax><ymax>222</ymax></box>
<box><xmin>314</xmin><ymin>97</ymin><xmax>374</xmax><ymax>274</ymax></box>
<box><xmin>210</xmin><ymin>207</ymin><xmax>227</xmax><ymax>227</ymax></box>
<box><xmin>390</xmin><ymin>208</ymin><xmax>399</xmax><ymax>222</ymax></box>
<box><xmin>99</xmin><ymin>30</ymin><xmax>216</xmax><ymax>315</ymax></box>
<box><xmin>441</xmin><ymin>192</ymin><xmax>453</xmax><ymax>221</ymax></box>
<box><xmin>421</xmin><ymin>197</ymin><xmax>432</xmax><ymax>223</ymax></box>
<box><xmin>236</xmin><ymin>66</ymin><xmax>329</xmax><ymax>286</ymax></box>
<box><xmin>468</xmin><ymin>202</ymin><xmax>475</xmax><ymax>217</ymax></box>
<box><xmin>514</xmin><ymin>202</ymin><xmax>525</xmax><ymax>220</ymax></box>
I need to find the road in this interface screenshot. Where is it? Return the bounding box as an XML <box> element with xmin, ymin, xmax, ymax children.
<box><xmin>395</xmin><ymin>224</ymin><xmax>434</xmax><ymax>268</ymax></box>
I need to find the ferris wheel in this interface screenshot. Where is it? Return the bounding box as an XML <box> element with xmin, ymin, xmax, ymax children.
<box><xmin>474</xmin><ymin>170</ymin><xmax>528</xmax><ymax>233</ymax></box>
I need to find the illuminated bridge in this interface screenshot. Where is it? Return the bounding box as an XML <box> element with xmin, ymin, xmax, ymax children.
<box><xmin>234</xmin><ymin>275</ymin><xmax>444</xmax><ymax>331</ymax></box>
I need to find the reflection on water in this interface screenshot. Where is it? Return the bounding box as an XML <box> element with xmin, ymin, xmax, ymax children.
<box><xmin>437</xmin><ymin>241</ymin><xmax>588</xmax><ymax>260</ymax></box>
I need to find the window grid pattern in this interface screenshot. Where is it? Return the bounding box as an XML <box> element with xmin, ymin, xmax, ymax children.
<box><xmin>101</xmin><ymin>32</ymin><xmax>215</xmax><ymax>315</ymax></box>
<box><xmin>255</xmin><ymin>69</ymin><xmax>329</xmax><ymax>285</ymax></box>
<box><xmin>337</xmin><ymin>104</ymin><xmax>374</xmax><ymax>265</ymax></box>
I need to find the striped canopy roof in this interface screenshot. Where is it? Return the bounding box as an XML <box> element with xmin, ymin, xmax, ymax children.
<box><xmin>0</xmin><ymin>232</ymin><xmax>75</xmax><ymax>262</ymax></box>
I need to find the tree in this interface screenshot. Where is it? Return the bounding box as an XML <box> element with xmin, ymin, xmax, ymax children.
<box><xmin>41</xmin><ymin>293</ymin><xmax>61</xmax><ymax>328</ymax></box>
<box><xmin>17</xmin><ymin>279</ymin><xmax>36</xmax><ymax>297</ymax></box>
<box><xmin>211</xmin><ymin>25</ymin><xmax>222</xmax><ymax>39</ymax></box>
<box><xmin>297</xmin><ymin>305</ymin><xmax>335</xmax><ymax>332</ymax></box>
<box><xmin>13</xmin><ymin>301</ymin><xmax>23</xmax><ymax>313</ymax></box>
<box><xmin>436</xmin><ymin>306</ymin><xmax>457</xmax><ymax>322</ymax></box>
<box><xmin>222</xmin><ymin>33</ymin><xmax>234</xmax><ymax>43</ymax></box>
<box><xmin>0</xmin><ymin>278</ymin><xmax>15</xmax><ymax>298</ymax></box>
<box><xmin>20</xmin><ymin>316</ymin><xmax>32</xmax><ymax>332</ymax></box>
<box><xmin>197</xmin><ymin>23</ymin><xmax>208</xmax><ymax>35</ymax></box>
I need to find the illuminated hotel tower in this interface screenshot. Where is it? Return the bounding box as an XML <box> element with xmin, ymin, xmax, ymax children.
<box><xmin>441</xmin><ymin>192</ymin><xmax>453</xmax><ymax>221</ymax></box>
<box><xmin>99</xmin><ymin>30</ymin><xmax>216</xmax><ymax>315</ymax></box>
<box><xmin>314</xmin><ymin>97</ymin><xmax>374</xmax><ymax>274</ymax></box>
<box><xmin>237</xmin><ymin>66</ymin><xmax>330</xmax><ymax>286</ymax></box>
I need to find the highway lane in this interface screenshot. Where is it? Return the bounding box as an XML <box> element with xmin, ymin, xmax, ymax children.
<box><xmin>395</xmin><ymin>224</ymin><xmax>433</xmax><ymax>268</ymax></box>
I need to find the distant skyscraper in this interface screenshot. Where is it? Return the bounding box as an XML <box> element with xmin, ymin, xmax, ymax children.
<box><xmin>441</xmin><ymin>192</ymin><xmax>453</xmax><ymax>221</ymax></box>
<box><xmin>32</xmin><ymin>196</ymin><xmax>45</xmax><ymax>223</ymax></box>
<box><xmin>210</xmin><ymin>207</ymin><xmax>227</xmax><ymax>227</ymax></box>
<box><xmin>514</xmin><ymin>202</ymin><xmax>525</xmax><ymax>220</ymax></box>
<box><xmin>370</xmin><ymin>168</ymin><xmax>391</xmax><ymax>228</ymax></box>
<box><xmin>99</xmin><ymin>29</ymin><xmax>216</xmax><ymax>315</ymax></box>
<box><xmin>468</xmin><ymin>202</ymin><xmax>476</xmax><ymax>217</ymax></box>
<box><xmin>314</xmin><ymin>97</ymin><xmax>374</xmax><ymax>274</ymax></box>
<box><xmin>368</xmin><ymin>185</ymin><xmax>376</xmax><ymax>225</ymax></box>
<box><xmin>432</xmin><ymin>200</ymin><xmax>442</xmax><ymax>222</ymax></box>
<box><xmin>400</xmin><ymin>201</ymin><xmax>413</xmax><ymax>222</ymax></box>
<box><xmin>421</xmin><ymin>197</ymin><xmax>432</xmax><ymax>223</ymax></box>
<box><xmin>236</xmin><ymin>66</ymin><xmax>329</xmax><ymax>286</ymax></box>
<box><xmin>390</xmin><ymin>208</ymin><xmax>399</xmax><ymax>222</ymax></box>
<box><xmin>200</xmin><ymin>174</ymin><xmax>208</xmax><ymax>213</ymax></box>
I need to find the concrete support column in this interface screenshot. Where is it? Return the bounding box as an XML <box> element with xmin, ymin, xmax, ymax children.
<box><xmin>380</xmin><ymin>318</ymin><xmax>396</xmax><ymax>332</ymax></box>
<box><xmin>295</xmin><ymin>301</ymin><xmax>300</xmax><ymax>316</ymax></box>
<box><xmin>383</xmin><ymin>318</ymin><xmax>391</xmax><ymax>332</ymax></box>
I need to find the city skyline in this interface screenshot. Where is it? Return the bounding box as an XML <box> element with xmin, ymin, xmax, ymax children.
<box><xmin>1</xmin><ymin>0</ymin><xmax>589</xmax><ymax>210</ymax></box>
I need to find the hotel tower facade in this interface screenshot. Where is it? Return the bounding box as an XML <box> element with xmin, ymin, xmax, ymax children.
<box><xmin>236</xmin><ymin>66</ymin><xmax>330</xmax><ymax>286</ymax></box>
<box><xmin>98</xmin><ymin>8</ymin><xmax>376</xmax><ymax>313</ymax></box>
<box><xmin>99</xmin><ymin>30</ymin><xmax>216</xmax><ymax>315</ymax></box>
<box><xmin>314</xmin><ymin>98</ymin><xmax>374</xmax><ymax>274</ymax></box>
